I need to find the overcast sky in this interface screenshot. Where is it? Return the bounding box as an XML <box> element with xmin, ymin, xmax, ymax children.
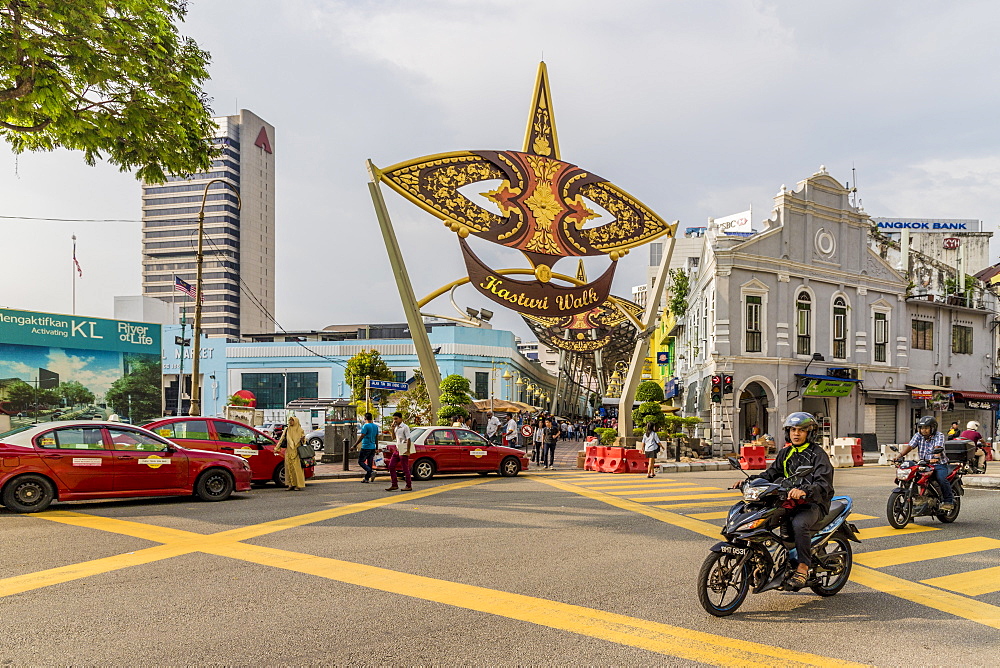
<box><xmin>2</xmin><ymin>0</ymin><xmax>999</xmax><ymax>340</ymax></box>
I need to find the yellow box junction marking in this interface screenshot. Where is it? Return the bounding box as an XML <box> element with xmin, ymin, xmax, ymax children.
<box><xmin>856</xmin><ymin>537</ymin><xmax>1000</xmax><ymax>568</ymax></box>
<box><xmin>541</xmin><ymin>476</ymin><xmax>1000</xmax><ymax>632</ymax></box>
<box><xmin>611</xmin><ymin>485</ymin><xmax>719</xmax><ymax>497</ymax></box>
<box><xmin>1</xmin><ymin>478</ymin><xmax>864</xmax><ymax>666</ymax></box>
<box><xmin>922</xmin><ymin>566</ymin><xmax>1000</xmax><ymax>596</ymax></box>
<box><xmin>855</xmin><ymin>524</ymin><xmax>939</xmax><ymax>540</ymax></box>
<box><xmin>628</xmin><ymin>491</ymin><xmax>743</xmax><ymax>503</ymax></box>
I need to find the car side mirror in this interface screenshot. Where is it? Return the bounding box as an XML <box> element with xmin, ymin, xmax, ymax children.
<box><xmin>889</xmin><ymin>445</ymin><xmax>899</xmax><ymax>452</ymax></box>
<box><xmin>727</xmin><ymin>456</ymin><xmax>741</xmax><ymax>470</ymax></box>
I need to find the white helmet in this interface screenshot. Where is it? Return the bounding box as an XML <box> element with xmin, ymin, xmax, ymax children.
<box><xmin>967</xmin><ymin>420</ymin><xmax>980</xmax><ymax>431</ymax></box>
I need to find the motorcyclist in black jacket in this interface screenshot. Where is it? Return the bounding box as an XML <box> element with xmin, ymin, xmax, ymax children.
<box><xmin>735</xmin><ymin>412</ymin><xmax>835</xmax><ymax>588</ymax></box>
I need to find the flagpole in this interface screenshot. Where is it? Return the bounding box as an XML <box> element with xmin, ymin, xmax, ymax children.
<box><xmin>71</xmin><ymin>234</ymin><xmax>77</xmax><ymax>315</ymax></box>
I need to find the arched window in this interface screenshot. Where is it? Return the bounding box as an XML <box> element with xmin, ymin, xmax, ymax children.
<box><xmin>796</xmin><ymin>292</ymin><xmax>812</xmax><ymax>355</ymax></box>
<box><xmin>833</xmin><ymin>297</ymin><xmax>847</xmax><ymax>359</ymax></box>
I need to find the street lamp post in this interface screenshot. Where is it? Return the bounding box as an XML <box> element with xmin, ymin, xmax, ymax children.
<box><xmin>189</xmin><ymin>178</ymin><xmax>241</xmax><ymax>416</ymax></box>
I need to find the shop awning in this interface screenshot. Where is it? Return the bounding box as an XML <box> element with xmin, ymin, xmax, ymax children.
<box><xmin>795</xmin><ymin>374</ymin><xmax>861</xmax><ymax>398</ymax></box>
<box><xmin>794</xmin><ymin>374</ymin><xmax>863</xmax><ymax>383</ymax></box>
<box><xmin>863</xmin><ymin>389</ymin><xmax>911</xmax><ymax>399</ymax></box>
<box><xmin>952</xmin><ymin>391</ymin><xmax>1000</xmax><ymax>403</ymax></box>
<box><xmin>905</xmin><ymin>383</ymin><xmax>953</xmax><ymax>392</ymax></box>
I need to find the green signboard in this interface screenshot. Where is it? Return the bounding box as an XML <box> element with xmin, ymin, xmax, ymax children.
<box><xmin>803</xmin><ymin>379</ymin><xmax>855</xmax><ymax>397</ymax></box>
<box><xmin>0</xmin><ymin>308</ymin><xmax>162</xmax><ymax>424</ymax></box>
<box><xmin>0</xmin><ymin>308</ymin><xmax>159</xmax><ymax>354</ymax></box>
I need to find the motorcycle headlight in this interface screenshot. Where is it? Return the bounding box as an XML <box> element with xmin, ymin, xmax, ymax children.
<box><xmin>743</xmin><ymin>486</ymin><xmax>764</xmax><ymax>501</ymax></box>
<box><xmin>737</xmin><ymin>518</ymin><xmax>767</xmax><ymax>532</ymax></box>
<box><xmin>895</xmin><ymin>469</ymin><xmax>910</xmax><ymax>480</ymax></box>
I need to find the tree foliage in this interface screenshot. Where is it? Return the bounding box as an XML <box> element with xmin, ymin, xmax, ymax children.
<box><xmin>3</xmin><ymin>379</ymin><xmax>34</xmax><ymax>410</ymax></box>
<box><xmin>437</xmin><ymin>374</ymin><xmax>472</xmax><ymax>424</ymax></box>
<box><xmin>0</xmin><ymin>1</ymin><xmax>216</xmax><ymax>182</ymax></box>
<box><xmin>668</xmin><ymin>269</ymin><xmax>690</xmax><ymax>318</ymax></box>
<box><xmin>344</xmin><ymin>349</ymin><xmax>394</xmax><ymax>403</ymax></box>
<box><xmin>635</xmin><ymin>380</ymin><xmax>665</xmax><ymax>403</ymax></box>
<box><xmin>58</xmin><ymin>380</ymin><xmax>94</xmax><ymax>405</ymax></box>
<box><xmin>390</xmin><ymin>370</ymin><xmax>432</xmax><ymax>426</ymax></box>
<box><xmin>632</xmin><ymin>401</ymin><xmax>664</xmax><ymax>429</ymax></box>
<box><xmin>104</xmin><ymin>355</ymin><xmax>162</xmax><ymax>422</ymax></box>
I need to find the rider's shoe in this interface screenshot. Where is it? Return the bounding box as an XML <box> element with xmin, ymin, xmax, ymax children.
<box><xmin>940</xmin><ymin>502</ymin><xmax>955</xmax><ymax>511</ymax></box>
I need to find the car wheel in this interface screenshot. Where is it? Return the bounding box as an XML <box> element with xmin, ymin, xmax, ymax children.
<box><xmin>412</xmin><ymin>458</ymin><xmax>435</xmax><ymax>481</ymax></box>
<box><xmin>499</xmin><ymin>456</ymin><xmax>521</xmax><ymax>477</ymax></box>
<box><xmin>309</xmin><ymin>437</ymin><xmax>324</xmax><ymax>452</ymax></box>
<box><xmin>2</xmin><ymin>474</ymin><xmax>56</xmax><ymax>513</ymax></box>
<box><xmin>273</xmin><ymin>463</ymin><xmax>287</xmax><ymax>487</ymax></box>
<box><xmin>195</xmin><ymin>468</ymin><xmax>235</xmax><ymax>502</ymax></box>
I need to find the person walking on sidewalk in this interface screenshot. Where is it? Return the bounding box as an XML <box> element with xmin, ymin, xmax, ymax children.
<box><xmin>531</xmin><ymin>418</ymin><xmax>544</xmax><ymax>465</ymax></box>
<box><xmin>642</xmin><ymin>423</ymin><xmax>661</xmax><ymax>478</ymax></box>
<box><xmin>274</xmin><ymin>415</ymin><xmax>307</xmax><ymax>491</ymax></box>
<box><xmin>542</xmin><ymin>417</ymin><xmax>560</xmax><ymax>469</ymax></box>
<box><xmin>355</xmin><ymin>412</ymin><xmax>379</xmax><ymax>483</ymax></box>
<box><xmin>386</xmin><ymin>412</ymin><xmax>414</xmax><ymax>491</ymax></box>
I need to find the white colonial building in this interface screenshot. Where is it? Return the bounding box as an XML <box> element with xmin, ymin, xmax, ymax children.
<box><xmin>670</xmin><ymin>167</ymin><xmax>998</xmax><ymax>454</ymax></box>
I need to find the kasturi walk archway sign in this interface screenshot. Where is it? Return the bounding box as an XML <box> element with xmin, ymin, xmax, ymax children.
<box><xmin>367</xmin><ymin>63</ymin><xmax>677</xmax><ymax>435</ymax></box>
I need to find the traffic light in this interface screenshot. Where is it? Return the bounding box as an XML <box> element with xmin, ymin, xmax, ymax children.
<box><xmin>723</xmin><ymin>375</ymin><xmax>734</xmax><ymax>394</ymax></box>
<box><xmin>711</xmin><ymin>375</ymin><xmax>722</xmax><ymax>403</ymax></box>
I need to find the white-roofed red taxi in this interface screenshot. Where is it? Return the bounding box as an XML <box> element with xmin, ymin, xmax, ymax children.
<box><xmin>0</xmin><ymin>421</ymin><xmax>252</xmax><ymax>513</ymax></box>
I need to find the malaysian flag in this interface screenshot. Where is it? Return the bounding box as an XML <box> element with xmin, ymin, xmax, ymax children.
<box><xmin>174</xmin><ymin>276</ymin><xmax>202</xmax><ymax>301</ymax></box>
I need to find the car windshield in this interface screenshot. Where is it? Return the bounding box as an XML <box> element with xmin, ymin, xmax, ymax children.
<box><xmin>409</xmin><ymin>427</ymin><xmax>426</xmax><ymax>441</ymax></box>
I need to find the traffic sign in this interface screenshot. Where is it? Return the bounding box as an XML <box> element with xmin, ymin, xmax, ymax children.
<box><xmin>366</xmin><ymin>379</ymin><xmax>409</xmax><ymax>392</ymax></box>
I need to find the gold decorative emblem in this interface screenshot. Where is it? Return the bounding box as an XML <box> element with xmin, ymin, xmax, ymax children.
<box><xmin>374</xmin><ymin>63</ymin><xmax>675</xmax><ymax>317</ymax></box>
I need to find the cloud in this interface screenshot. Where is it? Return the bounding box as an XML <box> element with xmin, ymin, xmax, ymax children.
<box><xmin>44</xmin><ymin>349</ymin><xmax>122</xmax><ymax>397</ymax></box>
<box><xmin>0</xmin><ymin>360</ymin><xmax>33</xmax><ymax>378</ymax></box>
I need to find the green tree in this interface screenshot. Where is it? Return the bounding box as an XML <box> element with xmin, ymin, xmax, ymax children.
<box><xmin>3</xmin><ymin>379</ymin><xmax>34</xmax><ymax>410</ymax></box>
<box><xmin>437</xmin><ymin>374</ymin><xmax>473</xmax><ymax>425</ymax></box>
<box><xmin>390</xmin><ymin>370</ymin><xmax>432</xmax><ymax>426</ymax></box>
<box><xmin>0</xmin><ymin>1</ymin><xmax>216</xmax><ymax>182</ymax></box>
<box><xmin>57</xmin><ymin>380</ymin><xmax>95</xmax><ymax>406</ymax></box>
<box><xmin>635</xmin><ymin>380</ymin><xmax>665</xmax><ymax>403</ymax></box>
<box><xmin>344</xmin><ymin>349</ymin><xmax>394</xmax><ymax>405</ymax></box>
<box><xmin>668</xmin><ymin>269</ymin><xmax>690</xmax><ymax>318</ymax></box>
<box><xmin>104</xmin><ymin>355</ymin><xmax>162</xmax><ymax>422</ymax></box>
<box><xmin>632</xmin><ymin>401</ymin><xmax>665</xmax><ymax>429</ymax></box>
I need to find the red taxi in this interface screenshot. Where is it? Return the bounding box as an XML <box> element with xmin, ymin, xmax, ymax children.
<box><xmin>394</xmin><ymin>426</ymin><xmax>530</xmax><ymax>480</ymax></box>
<box><xmin>0</xmin><ymin>421</ymin><xmax>252</xmax><ymax>513</ymax></box>
<box><xmin>142</xmin><ymin>417</ymin><xmax>314</xmax><ymax>487</ymax></box>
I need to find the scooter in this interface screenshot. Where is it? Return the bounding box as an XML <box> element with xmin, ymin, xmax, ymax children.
<box><xmin>886</xmin><ymin>445</ymin><xmax>963</xmax><ymax>528</ymax></box>
<box><xmin>696</xmin><ymin>457</ymin><xmax>860</xmax><ymax>616</ymax></box>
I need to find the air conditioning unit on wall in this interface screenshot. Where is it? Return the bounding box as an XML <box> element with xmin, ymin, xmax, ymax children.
<box><xmin>942</xmin><ymin>376</ymin><xmax>952</xmax><ymax>387</ymax></box>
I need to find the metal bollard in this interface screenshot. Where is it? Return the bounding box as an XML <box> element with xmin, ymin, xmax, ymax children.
<box><xmin>343</xmin><ymin>438</ymin><xmax>350</xmax><ymax>471</ymax></box>
<box><xmin>675</xmin><ymin>437</ymin><xmax>682</xmax><ymax>463</ymax></box>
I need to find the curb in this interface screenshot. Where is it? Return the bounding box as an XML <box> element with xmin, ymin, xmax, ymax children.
<box><xmin>964</xmin><ymin>474</ymin><xmax>1000</xmax><ymax>490</ymax></box>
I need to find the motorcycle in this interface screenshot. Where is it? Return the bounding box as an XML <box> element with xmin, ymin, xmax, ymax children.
<box><xmin>696</xmin><ymin>457</ymin><xmax>860</xmax><ymax>617</ymax></box>
<box><xmin>886</xmin><ymin>445</ymin><xmax>963</xmax><ymax>529</ymax></box>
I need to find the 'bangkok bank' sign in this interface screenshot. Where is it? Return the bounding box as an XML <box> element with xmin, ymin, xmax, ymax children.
<box><xmin>872</xmin><ymin>218</ymin><xmax>979</xmax><ymax>233</ymax></box>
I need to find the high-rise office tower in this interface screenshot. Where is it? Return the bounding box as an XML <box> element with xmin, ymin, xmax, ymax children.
<box><xmin>141</xmin><ymin>109</ymin><xmax>275</xmax><ymax>339</ymax></box>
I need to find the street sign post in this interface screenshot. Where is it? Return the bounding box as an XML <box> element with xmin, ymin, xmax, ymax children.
<box><xmin>366</xmin><ymin>379</ymin><xmax>410</xmax><ymax>392</ymax></box>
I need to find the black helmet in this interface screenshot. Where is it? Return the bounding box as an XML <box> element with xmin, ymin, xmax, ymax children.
<box><xmin>916</xmin><ymin>416</ymin><xmax>937</xmax><ymax>432</ymax></box>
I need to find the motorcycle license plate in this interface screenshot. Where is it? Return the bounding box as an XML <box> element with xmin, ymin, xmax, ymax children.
<box><xmin>720</xmin><ymin>545</ymin><xmax>749</xmax><ymax>556</ymax></box>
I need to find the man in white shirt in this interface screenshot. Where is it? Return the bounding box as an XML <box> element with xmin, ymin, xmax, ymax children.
<box><xmin>486</xmin><ymin>412</ymin><xmax>501</xmax><ymax>445</ymax></box>
<box><xmin>386</xmin><ymin>411</ymin><xmax>414</xmax><ymax>492</ymax></box>
<box><xmin>504</xmin><ymin>414</ymin><xmax>518</xmax><ymax>448</ymax></box>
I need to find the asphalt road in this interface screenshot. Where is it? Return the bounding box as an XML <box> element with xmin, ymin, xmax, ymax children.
<box><xmin>1</xmin><ymin>465</ymin><xmax>998</xmax><ymax>666</ymax></box>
